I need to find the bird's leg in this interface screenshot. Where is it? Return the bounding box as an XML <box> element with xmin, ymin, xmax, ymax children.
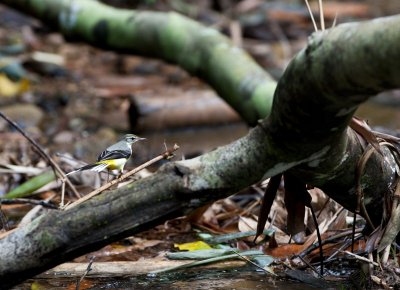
<box><xmin>117</xmin><ymin>170</ymin><xmax>122</xmax><ymax>179</ymax></box>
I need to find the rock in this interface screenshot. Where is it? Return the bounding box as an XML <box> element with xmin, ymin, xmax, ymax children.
<box><xmin>0</xmin><ymin>103</ymin><xmax>44</xmax><ymax>130</ymax></box>
<box><xmin>53</xmin><ymin>130</ymin><xmax>75</xmax><ymax>144</ymax></box>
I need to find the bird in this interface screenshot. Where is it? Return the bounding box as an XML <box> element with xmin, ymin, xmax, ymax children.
<box><xmin>66</xmin><ymin>134</ymin><xmax>145</xmax><ymax>176</ymax></box>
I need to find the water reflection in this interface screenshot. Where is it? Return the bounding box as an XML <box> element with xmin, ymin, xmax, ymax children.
<box><xmin>24</xmin><ymin>267</ymin><xmax>325</xmax><ymax>289</ymax></box>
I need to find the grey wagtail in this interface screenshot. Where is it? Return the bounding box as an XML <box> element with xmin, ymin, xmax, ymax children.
<box><xmin>66</xmin><ymin>134</ymin><xmax>145</xmax><ymax>176</ymax></box>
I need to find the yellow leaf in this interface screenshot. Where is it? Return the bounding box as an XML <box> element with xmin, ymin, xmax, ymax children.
<box><xmin>174</xmin><ymin>241</ymin><xmax>212</xmax><ymax>251</ymax></box>
<box><xmin>31</xmin><ymin>281</ymin><xmax>45</xmax><ymax>290</ymax></box>
<box><xmin>19</xmin><ymin>78</ymin><xmax>30</xmax><ymax>93</ymax></box>
<box><xmin>0</xmin><ymin>73</ymin><xmax>30</xmax><ymax>97</ymax></box>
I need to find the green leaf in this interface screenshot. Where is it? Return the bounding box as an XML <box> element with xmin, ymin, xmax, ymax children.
<box><xmin>167</xmin><ymin>248</ymin><xmax>236</xmax><ymax>260</ymax></box>
<box><xmin>200</xmin><ymin>229</ymin><xmax>275</xmax><ymax>245</ymax></box>
<box><xmin>151</xmin><ymin>250</ymin><xmax>267</xmax><ymax>274</ymax></box>
<box><xmin>250</xmin><ymin>255</ymin><xmax>274</xmax><ymax>268</ymax></box>
<box><xmin>4</xmin><ymin>170</ymin><xmax>55</xmax><ymax>199</ymax></box>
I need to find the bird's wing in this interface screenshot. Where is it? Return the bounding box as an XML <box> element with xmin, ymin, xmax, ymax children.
<box><xmin>66</xmin><ymin>162</ymin><xmax>109</xmax><ymax>175</ymax></box>
<box><xmin>97</xmin><ymin>149</ymin><xmax>131</xmax><ymax>161</ymax></box>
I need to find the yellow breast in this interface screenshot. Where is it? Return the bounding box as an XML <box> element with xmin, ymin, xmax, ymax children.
<box><xmin>97</xmin><ymin>158</ymin><xmax>127</xmax><ymax>171</ymax></box>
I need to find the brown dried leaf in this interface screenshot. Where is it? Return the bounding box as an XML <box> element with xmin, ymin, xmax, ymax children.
<box><xmin>284</xmin><ymin>174</ymin><xmax>311</xmax><ymax>236</ymax></box>
<box><xmin>350</xmin><ymin>116</ymin><xmax>382</xmax><ymax>154</ymax></box>
<box><xmin>255</xmin><ymin>174</ymin><xmax>282</xmax><ymax>240</ymax></box>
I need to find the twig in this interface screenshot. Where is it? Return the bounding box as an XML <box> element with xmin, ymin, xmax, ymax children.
<box><xmin>325</xmin><ymin>238</ymin><xmax>354</xmax><ymax>263</ymax></box>
<box><xmin>0</xmin><ymin>198</ymin><xmax>57</xmax><ymax>209</ymax></box>
<box><xmin>342</xmin><ymin>250</ymin><xmax>379</xmax><ymax>266</ymax></box>
<box><xmin>60</xmin><ymin>180</ymin><xmax>66</xmax><ymax>208</ymax></box>
<box><xmin>318</xmin><ymin>0</ymin><xmax>325</xmax><ymax>31</ymax></box>
<box><xmin>331</xmin><ymin>12</ymin><xmax>338</xmax><ymax>28</ymax></box>
<box><xmin>304</xmin><ymin>0</ymin><xmax>318</xmax><ymax>32</ymax></box>
<box><xmin>63</xmin><ymin>144</ymin><xmax>180</xmax><ymax>210</ymax></box>
<box><xmin>76</xmin><ymin>256</ymin><xmax>95</xmax><ymax>290</ymax></box>
<box><xmin>0</xmin><ymin>205</ymin><xmax>9</xmax><ymax>231</ymax></box>
<box><xmin>0</xmin><ymin>112</ymin><xmax>81</xmax><ymax>199</ymax></box>
<box><xmin>300</xmin><ymin>228</ymin><xmax>363</xmax><ymax>257</ymax></box>
<box><xmin>232</xmin><ymin>249</ymin><xmax>275</xmax><ymax>275</ymax></box>
<box><xmin>296</xmin><ymin>254</ymin><xmax>323</xmax><ymax>279</ymax></box>
<box><xmin>163</xmin><ymin>140</ymin><xmax>168</xmax><ymax>151</ymax></box>
<box><xmin>309</xmin><ymin>205</ymin><xmax>324</xmax><ymax>275</ymax></box>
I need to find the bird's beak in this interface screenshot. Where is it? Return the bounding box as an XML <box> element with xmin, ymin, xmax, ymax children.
<box><xmin>138</xmin><ymin>137</ymin><xmax>146</xmax><ymax>141</ymax></box>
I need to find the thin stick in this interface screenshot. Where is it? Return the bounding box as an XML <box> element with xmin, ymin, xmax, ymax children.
<box><xmin>331</xmin><ymin>12</ymin><xmax>338</xmax><ymax>28</ymax></box>
<box><xmin>0</xmin><ymin>205</ymin><xmax>9</xmax><ymax>231</ymax></box>
<box><xmin>309</xmin><ymin>205</ymin><xmax>324</xmax><ymax>275</ymax></box>
<box><xmin>318</xmin><ymin>0</ymin><xmax>325</xmax><ymax>31</ymax></box>
<box><xmin>63</xmin><ymin>144</ymin><xmax>180</xmax><ymax>210</ymax></box>
<box><xmin>304</xmin><ymin>0</ymin><xmax>318</xmax><ymax>32</ymax></box>
<box><xmin>0</xmin><ymin>112</ymin><xmax>81</xmax><ymax>199</ymax></box>
<box><xmin>300</xmin><ymin>224</ymin><xmax>362</xmax><ymax>258</ymax></box>
<box><xmin>296</xmin><ymin>255</ymin><xmax>323</xmax><ymax>278</ymax></box>
<box><xmin>342</xmin><ymin>250</ymin><xmax>379</xmax><ymax>266</ymax></box>
<box><xmin>325</xmin><ymin>237</ymin><xmax>354</xmax><ymax>263</ymax></box>
<box><xmin>60</xmin><ymin>181</ymin><xmax>66</xmax><ymax>208</ymax></box>
<box><xmin>76</xmin><ymin>256</ymin><xmax>95</xmax><ymax>290</ymax></box>
<box><xmin>0</xmin><ymin>198</ymin><xmax>57</xmax><ymax>209</ymax></box>
<box><xmin>232</xmin><ymin>249</ymin><xmax>275</xmax><ymax>275</ymax></box>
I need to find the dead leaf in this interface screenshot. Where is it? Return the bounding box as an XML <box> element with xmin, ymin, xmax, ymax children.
<box><xmin>255</xmin><ymin>174</ymin><xmax>282</xmax><ymax>240</ymax></box>
<box><xmin>284</xmin><ymin>173</ymin><xmax>311</xmax><ymax>235</ymax></box>
<box><xmin>350</xmin><ymin>116</ymin><xmax>382</xmax><ymax>154</ymax></box>
<box><xmin>0</xmin><ymin>73</ymin><xmax>29</xmax><ymax>97</ymax></box>
<box><xmin>174</xmin><ymin>241</ymin><xmax>212</xmax><ymax>251</ymax></box>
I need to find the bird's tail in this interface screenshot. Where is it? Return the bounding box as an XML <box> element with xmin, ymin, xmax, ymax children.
<box><xmin>66</xmin><ymin>162</ymin><xmax>109</xmax><ymax>176</ymax></box>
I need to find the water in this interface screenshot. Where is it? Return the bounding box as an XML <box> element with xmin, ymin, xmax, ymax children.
<box><xmin>356</xmin><ymin>98</ymin><xmax>400</xmax><ymax>130</ymax></box>
<box><xmin>23</xmin><ymin>267</ymin><xmax>329</xmax><ymax>289</ymax></box>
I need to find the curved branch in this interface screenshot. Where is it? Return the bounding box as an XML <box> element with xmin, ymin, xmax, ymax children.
<box><xmin>268</xmin><ymin>17</ymin><xmax>400</xmax><ymax>155</ymax></box>
<box><xmin>1</xmin><ymin>0</ymin><xmax>276</xmax><ymax>125</ymax></box>
<box><xmin>263</xmin><ymin>17</ymin><xmax>400</xmax><ymax>217</ymax></box>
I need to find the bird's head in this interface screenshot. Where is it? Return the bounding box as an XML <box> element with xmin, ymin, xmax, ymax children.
<box><xmin>123</xmin><ymin>134</ymin><xmax>146</xmax><ymax>144</ymax></box>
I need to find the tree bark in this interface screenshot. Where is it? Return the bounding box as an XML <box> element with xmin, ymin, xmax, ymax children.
<box><xmin>1</xmin><ymin>1</ymin><xmax>400</xmax><ymax>288</ymax></box>
<box><xmin>265</xmin><ymin>17</ymin><xmax>400</xmax><ymax>221</ymax></box>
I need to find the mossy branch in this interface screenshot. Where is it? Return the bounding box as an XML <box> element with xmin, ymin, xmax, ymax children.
<box><xmin>1</xmin><ymin>0</ymin><xmax>276</xmax><ymax>125</ymax></box>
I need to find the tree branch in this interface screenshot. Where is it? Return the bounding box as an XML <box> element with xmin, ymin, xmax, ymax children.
<box><xmin>0</xmin><ymin>0</ymin><xmax>276</xmax><ymax>125</ymax></box>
